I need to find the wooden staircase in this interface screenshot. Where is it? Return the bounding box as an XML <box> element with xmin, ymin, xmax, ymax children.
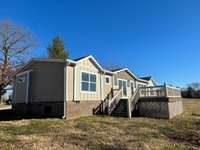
<box><xmin>93</xmin><ymin>88</ymin><xmax>123</xmax><ymax>116</ymax></box>
<box><xmin>111</xmin><ymin>99</ymin><xmax>128</xmax><ymax>117</ymax></box>
<box><xmin>129</xmin><ymin>88</ymin><xmax>140</xmax><ymax>117</ymax></box>
<box><xmin>93</xmin><ymin>87</ymin><xmax>141</xmax><ymax>118</ymax></box>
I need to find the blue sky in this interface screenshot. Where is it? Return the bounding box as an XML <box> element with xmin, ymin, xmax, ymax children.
<box><xmin>0</xmin><ymin>0</ymin><xmax>200</xmax><ymax>87</ymax></box>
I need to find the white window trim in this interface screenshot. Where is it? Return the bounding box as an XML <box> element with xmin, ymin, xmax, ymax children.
<box><xmin>80</xmin><ymin>70</ymin><xmax>97</xmax><ymax>93</ymax></box>
<box><xmin>117</xmin><ymin>78</ymin><xmax>127</xmax><ymax>83</ymax></box>
<box><xmin>117</xmin><ymin>78</ymin><xmax>128</xmax><ymax>90</ymax></box>
<box><xmin>105</xmin><ymin>75</ymin><xmax>111</xmax><ymax>85</ymax></box>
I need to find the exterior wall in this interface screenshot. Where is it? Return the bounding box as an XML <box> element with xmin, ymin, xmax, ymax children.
<box><xmin>13</xmin><ymin>73</ymin><xmax>28</xmax><ymax>103</ymax></box>
<box><xmin>114</xmin><ymin>71</ymin><xmax>135</xmax><ymax>86</ymax></box>
<box><xmin>114</xmin><ymin>70</ymin><xmax>147</xmax><ymax>97</ymax></box>
<box><xmin>75</xmin><ymin>59</ymin><xmax>101</xmax><ymax>101</ymax></box>
<box><xmin>137</xmin><ymin>81</ymin><xmax>148</xmax><ymax>86</ymax></box>
<box><xmin>138</xmin><ymin>98</ymin><xmax>183</xmax><ymax>119</ymax></box>
<box><xmin>30</xmin><ymin>62</ymin><xmax>65</xmax><ymax>103</ymax></box>
<box><xmin>65</xmin><ymin>59</ymin><xmax>113</xmax><ymax>119</ymax></box>
<box><xmin>103</xmin><ymin>74</ymin><xmax>113</xmax><ymax>100</ymax></box>
<box><xmin>13</xmin><ymin>61</ymin><xmax>65</xmax><ymax>117</ymax></box>
<box><xmin>66</xmin><ymin>66</ymin><xmax>74</xmax><ymax>101</ymax></box>
<box><xmin>147</xmin><ymin>79</ymin><xmax>156</xmax><ymax>86</ymax></box>
<box><xmin>66</xmin><ymin>101</ymin><xmax>100</xmax><ymax>119</ymax></box>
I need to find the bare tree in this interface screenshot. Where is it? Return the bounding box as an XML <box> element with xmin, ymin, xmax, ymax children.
<box><xmin>0</xmin><ymin>20</ymin><xmax>36</xmax><ymax>100</ymax></box>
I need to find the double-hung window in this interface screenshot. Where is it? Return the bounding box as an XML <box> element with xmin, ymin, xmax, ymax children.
<box><xmin>81</xmin><ymin>72</ymin><xmax>96</xmax><ymax>92</ymax></box>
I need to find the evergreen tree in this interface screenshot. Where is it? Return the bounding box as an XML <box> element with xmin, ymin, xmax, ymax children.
<box><xmin>47</xmin><ymin>36</ymin><xmax>69</xmax><ymax>59</ymax></box>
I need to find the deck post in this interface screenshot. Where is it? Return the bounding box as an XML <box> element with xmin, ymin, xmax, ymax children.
<box><xmin>164</xmin><ymin>83</ymin><xmax>168</xmax><ymax>97</ymax></box>
<box><xmin>127</xmin><ymin>99</ymin><xmax>132</xmax><ymax>118</ymax></box>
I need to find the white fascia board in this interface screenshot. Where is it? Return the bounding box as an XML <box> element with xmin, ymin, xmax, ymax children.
<box><xmin>103</xmin><ymin>69</ymin><xmax>114</xmax><ymax>75</ymax></box>
<box><xmin>75</xmin><ymin>55</ymin><xmax>105</xmax><ymax>72</ymax></box>
<box><xmin>66</xmin><ymin>59</ymin><xmax>76</xmax><ymax>65</ymax></box>
<box><xmin>114</xmin><ymin>68</ymin><xmax>148</xmax><ymax>84</ymax></box>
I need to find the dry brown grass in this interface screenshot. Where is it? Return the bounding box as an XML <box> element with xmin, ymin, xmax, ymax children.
<box><xmin>0</xmin><ymin>100</ymin><xmax>199</xmax><ymax>150</ymax></box>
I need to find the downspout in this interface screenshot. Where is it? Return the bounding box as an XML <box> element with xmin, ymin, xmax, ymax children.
<box><xmin>63</xmin><ymin>62</ymin><xmax>67</xmax><ymax>119</ymax></box>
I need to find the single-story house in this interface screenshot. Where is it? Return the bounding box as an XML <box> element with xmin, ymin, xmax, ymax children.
<box><xmin>12</xmin><ymin>55</ymin><xmax>183</xmax><ymax>119</ymax></box>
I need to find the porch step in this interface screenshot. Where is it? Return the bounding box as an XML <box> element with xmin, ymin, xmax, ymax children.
<box><xmin>111</xmin><ymin>99</ymin><xmax>128</xmax><ymax>117</ymax></box>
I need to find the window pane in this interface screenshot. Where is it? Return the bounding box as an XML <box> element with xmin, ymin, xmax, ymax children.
<box><xmin>90</xmin><ymin>74</ymin><xmax>96</xmax><ymax>82</ymax></box>
<box><xmin>90</xmin><ymin>83</ymin><xmax>96</xmax><ymax>91</ymax></box>
<box><xmin>118</xmin><ymin>80</ymin><xmax>123</xmax><ymax>89</ymax></box>
<box><xmin>107</xmin><ymin>77</ymin><xmax>110</xmax><ymax>83</ymax></box>
<box><xmin>82</xmin><ymin>82</ymin><xmax>89</xmax><ymax>91</ymax></box>
<box><xmin>82</xmin><ymin>72</ymin><xmax>89</xmax><ymax>81</ymax></box>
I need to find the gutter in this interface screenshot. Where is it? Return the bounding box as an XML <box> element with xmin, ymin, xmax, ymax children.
<box><xmin>63</xmin><ymin>62</ymin><xmax>67</xmax><ymax>119</ymax></box>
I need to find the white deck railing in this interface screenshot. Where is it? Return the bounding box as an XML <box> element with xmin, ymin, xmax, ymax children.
<box><xmin>139</xmin><ymin>84</ymin><xmax>181</xmax><ymax>98</ymax></box>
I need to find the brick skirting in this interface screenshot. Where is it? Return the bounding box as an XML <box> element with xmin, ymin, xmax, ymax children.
<box><xmin>66</xmin><ymin>101</ymin><xmax>101</xmax><ymax>119</ymax></box>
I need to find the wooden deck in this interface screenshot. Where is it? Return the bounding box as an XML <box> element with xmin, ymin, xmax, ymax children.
<box><xmin>94</xmin><ymin>84</ymin><xmax>182</xmax><ymax>118</ymax></box>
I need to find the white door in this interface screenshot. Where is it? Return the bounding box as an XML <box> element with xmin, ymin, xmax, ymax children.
<box><xmin>118</xmin><ymin>79</ymin><xmax>127</xmax><ymax>97</ymax></box>
<box><xmin>130</xmin><ymin>81</ymin><xmax>134</xmax><ymax>96</ymax></box>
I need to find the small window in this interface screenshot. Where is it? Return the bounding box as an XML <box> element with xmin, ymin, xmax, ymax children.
<box><xmin>105</xmin><ymin>76</ymin><xmax>110</xmax><ymax>85</ymax></box>
<box><xmin>17</xmin><ymin>76</ymin><xmax>25</xmax><ymax>83</ymax></box>
<box><xmin>81</xmin><ymin>72</ymin><xmax>97</xmax><ymax>92</ymax></box>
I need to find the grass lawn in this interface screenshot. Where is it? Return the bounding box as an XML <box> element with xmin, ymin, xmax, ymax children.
<box><xmin>0</xmin><ymin>100</ymin><xmax>199</xmax><ymax>150</ymax></box>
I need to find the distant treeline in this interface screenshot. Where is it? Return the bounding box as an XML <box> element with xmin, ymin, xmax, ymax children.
<box><xmin>181</xmin><ymin>82</ymin><xmax>200</xmax><ymax>98</ymax></box>
<box><xmin>182</xmin><ymin>87</ymin><xmax>200</xmax><ymax>98</ymax></box>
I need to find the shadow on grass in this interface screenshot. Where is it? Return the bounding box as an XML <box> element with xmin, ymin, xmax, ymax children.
<box><xmin>0</xmin><ymin>108</ymin><xmax>61</xmax><ymax>121</ymax></box>
<box><xmin>192</xmin><ymin>113</ymin><xmax>200</xmax><ymax>117</ymax></box>
<box><xmin>159</xmin><ymin>126</ymin><xmax>200</xmax><ymax>147</ymax></box>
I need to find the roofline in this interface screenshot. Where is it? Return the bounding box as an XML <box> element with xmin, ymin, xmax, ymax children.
<box><xmin>150</xmin><ymin>77</ymin><xmax>157</xmax><ymax>85</ymax></box>
<box><xmin>75</xmin><ymin>55</ymin><xmax>105</xmax><ymax>72</ymax></box>
<box><xmin>13</xmin><ymin>56</ymin><xmax>114</xmax><ymax>77</ymax></box>
<box><xmin>113</xmin><ymin>68</ymin><xmax>148</xmax><ymax>83</ymax></box>
<box><xmin>11</xmin><ymin>59</ymin><xmax>69</xmax><ymax>77</ymax></box>
<box><xmin>103</xmin><ymin>69</ymin><xmax>114</xmax><ymax>75</ymax></box>
<box><xmin>140</xmin><ymin>76</ymin><xmax>157</xmax><ymax>85</ymax></box>
<box><xmin>12</xmin><ymin>56</ymin><xmax>151</xmax><ymax>81</ymax></box>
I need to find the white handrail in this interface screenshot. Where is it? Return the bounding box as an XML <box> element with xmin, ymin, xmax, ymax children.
<box><xmin>139</xmin><ymin>84</ymin><xmax>181</xmax><ymax>98</ymax></box>
<box><xmin>108</xmin><ymin>88</ymin><xmax>122</xmax><ymax>115</ymax></box>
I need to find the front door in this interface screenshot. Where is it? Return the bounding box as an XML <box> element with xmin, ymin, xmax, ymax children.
<box><xmin>118</xmin><ymin>80</ymin><xmax>127</xmax><ymax>97</ymax></box>
<box><xmin>130</xmin><ymin>81</ymin><xmax>134</xmax><ymax>96</ymax></box>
